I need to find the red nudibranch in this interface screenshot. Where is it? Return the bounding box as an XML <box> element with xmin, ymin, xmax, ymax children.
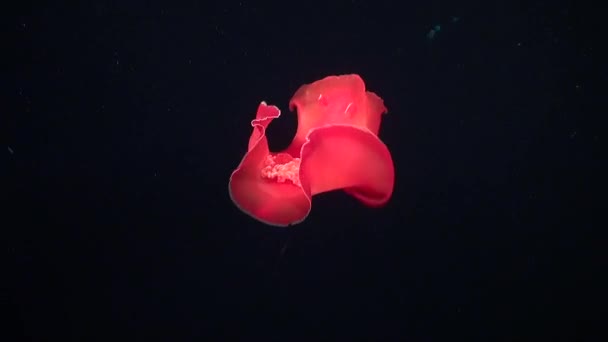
<box><xmin>228</xmin><ymin>74</ymin><xmax>394</xmax><ymax>226</ymax></box>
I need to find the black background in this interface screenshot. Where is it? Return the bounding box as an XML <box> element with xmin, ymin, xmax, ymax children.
<box><xmin>5</xmin><ymin>0</ymin><xmax>604</xmax><ymax>340</ymax></box>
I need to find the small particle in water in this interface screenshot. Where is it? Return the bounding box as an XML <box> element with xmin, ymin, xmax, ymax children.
<box><xmin>427</xmin><ymin>25</ymin><xmax>441</xmax><ymax>40</ymax></box>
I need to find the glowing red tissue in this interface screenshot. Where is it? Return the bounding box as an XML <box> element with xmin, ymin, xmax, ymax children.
<box><xmin>228</xmin><ymin>74</ymin><xmax>394</xmax><ymax>226</ymax></box>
